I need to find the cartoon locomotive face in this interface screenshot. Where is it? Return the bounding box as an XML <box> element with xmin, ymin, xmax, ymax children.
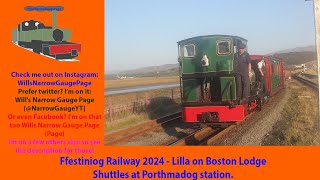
<box><xmin>12</xmin><ymin>9</ymin><xmax>81</xmax><ymax>60</ymax></box>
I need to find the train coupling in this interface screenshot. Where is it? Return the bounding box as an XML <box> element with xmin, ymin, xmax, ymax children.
<box><xmin>202</xmin><ymin>112</ymin><xmax>219</xmax><ymax>122</ymax></box>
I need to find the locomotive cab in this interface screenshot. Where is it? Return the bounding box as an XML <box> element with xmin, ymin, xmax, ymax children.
<box><xmin>178</xmin><ymin>35</ymin><xmax>249</xmax><ymax>102</ymax></box>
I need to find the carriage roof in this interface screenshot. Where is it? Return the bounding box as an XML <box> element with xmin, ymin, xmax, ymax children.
<box><xmin>250</xmin><ymin>55</ymin><xmax>284</xmax><ymax>63</ymax></box>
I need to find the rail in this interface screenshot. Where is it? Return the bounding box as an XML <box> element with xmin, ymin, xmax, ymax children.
<box><xmin>105</xmin><ymin>112</ymin><xmax>182</xmax><ymax>145</ymax></box>
<box><xmin>292</xmin><ymin>74</ymin><xmax>318</xmax><ymax>89</ymax></box>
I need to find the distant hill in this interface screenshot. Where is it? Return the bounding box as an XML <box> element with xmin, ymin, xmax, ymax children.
<box><xmin>105</xmin><ymin>45</ymin><xmax>317</xmax><ymax>79</ymax></box>
<box><xmin>121</xmin><ymin>64</ymin><xmax>179</xmax><ymax>75</ymax></box>
<box><xmin>273</xmin><ymin>51</ymin><xmax>316</xmax><ymax>65</ymax></box>
<box><xmin>267</xmin><ymin>45</ymin><xmax>317</xmax><ymax>70</ymax></box>
<box><xmin>268</xmin><ymin>45</ymin><xmax>316</xmax><ymax>55</ymax></box>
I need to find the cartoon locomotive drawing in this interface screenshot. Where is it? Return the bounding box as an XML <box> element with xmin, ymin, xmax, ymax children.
<box><xmin>12</xmin><ymin>6</ymin><xmax>81</xmax><ymax>60</ymax></box>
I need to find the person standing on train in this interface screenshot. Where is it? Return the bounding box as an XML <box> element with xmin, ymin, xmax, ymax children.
<box><xmin>257</xmin><ymin>58</ymin><xmax>265</xmax><ymax>81</ymax></box>
<box><xmin>235</xmin><ymin>43</ymin><xmax>252</xmax><ymax>104</ymax></box>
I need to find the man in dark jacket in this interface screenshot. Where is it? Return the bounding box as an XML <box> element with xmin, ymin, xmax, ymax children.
<box><xmin>234</xmin><ymin>43</ymin><xmax>252</xmax><ymax>104</ymax></box>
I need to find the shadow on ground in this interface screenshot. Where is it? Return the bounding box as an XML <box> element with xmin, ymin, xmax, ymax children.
<box><xmin>145</xmin><ymin>96</ymin><xmax>196</xmax><ymax>139</ymax></box>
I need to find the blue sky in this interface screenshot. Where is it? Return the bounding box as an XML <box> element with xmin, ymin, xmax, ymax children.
<box><xmin>106</xmin><ymin>0</ymin><xmax>316</xmax><ymax>72</ymax></box>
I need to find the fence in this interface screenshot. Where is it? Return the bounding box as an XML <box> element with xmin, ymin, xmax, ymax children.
<box><xmin>105</xmin><ymin>88</ymin><xmax>181</xmax><ymax>122</ymax></box>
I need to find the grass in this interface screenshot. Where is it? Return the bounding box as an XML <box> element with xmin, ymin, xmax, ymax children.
<box><xmin>105</xmin><ymin>87</ymin><xmax>181</xmax><ymax>107</ymax></box>
<box><xmin>263</xmin><ymin>82</ymin><xmax>319</xmax><ymax>145</ymax></box>
<box><xmin>105</xmin><ymin>98</ymin><xmax>181</xmax><ymax>133</ymax></box>
<box><xmin>305</xmin><ymin>69</ymin><xmax>317</xmax><ymax>75</ymax></box>
<box><xmin>105</xmin><ymin>76</ymin><xmax>179</xmax><ymax>90</ymax></box>
<box><xmin>105</xmin><ymin>114</ymin><xmax>149</xmax><ymax>133</ymax></box>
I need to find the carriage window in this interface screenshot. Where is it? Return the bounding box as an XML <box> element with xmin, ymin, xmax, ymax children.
<box><xmin>217</xmin><ymin>41</ymin><xmax>231</xmax><ymax>55</ymax></box>
<box><xmin>183</xmin><ymin>44</ymin><xmax>195</xmax><ymax>57</ymax></box>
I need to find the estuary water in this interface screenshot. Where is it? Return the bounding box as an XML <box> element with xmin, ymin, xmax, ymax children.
<box><xmin>105</xmin><ymin>83</ymin><xmax>180</xmax><ymax>96</ymax></box>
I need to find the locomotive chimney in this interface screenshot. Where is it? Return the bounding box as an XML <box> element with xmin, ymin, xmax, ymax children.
<box><xmin>52</xmin><ymin>10</ymin><xmax>57</xmax><ymax>28</ymax></box>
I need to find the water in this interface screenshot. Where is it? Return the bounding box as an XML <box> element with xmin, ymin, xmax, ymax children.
<box><xmin>105</xmin><ymin>83</ymin><xmax>180</xmax><ymax>95</ymax></box>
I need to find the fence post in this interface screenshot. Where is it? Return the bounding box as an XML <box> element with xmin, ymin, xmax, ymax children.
<box><xmin>108</xmin><ymin>100</ymin><xmax>112</xmax><ymax>125</ymax></box>
<box><xmin>132</xmin><ymin>102</ymin><xmax>134</xmax><ymax>113</ymax></box>
<box><xmin>140</xmin><ymin>101</ymin><xmax>143</xmax><ymax>113</ymax></box>
<box><xmin>145</xmin><ymin>92</ymin><xmax>149</xmax><ymax>107</ymax></box>
<box><xmin>171</xmin><ymin>89</ymin><xmax>174</xmax><ymax>100</ymax></box>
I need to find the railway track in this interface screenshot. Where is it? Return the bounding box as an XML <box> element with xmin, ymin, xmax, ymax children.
<box><xmin>292</xmin><ymin>74</ymin><xmax>318</xmax><ymax>89</ymax></box>
<box><xmin>105</xmin><ymin>112</ymin><xmax>182</xmax><ymax>145</ymax></box>
<box><xmin>168</xmin><ymin>112</ymin><xmax>259</xmax><ymax>146</ymax></box>
<box><xmin>167</xmin><ymin>87</ymin><xmax>283</xmax><ymax>146</ymax></box>
<box><xmin>168</xmin><ymin>123</ymin><xmax>241</xmax><ymax>146</ymax></box>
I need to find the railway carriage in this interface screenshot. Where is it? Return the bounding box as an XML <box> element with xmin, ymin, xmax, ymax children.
<box><xmin>250</xmin><ymin>55</ymin><xmax>285</xmax><ymax>97</ymax></box>
<box><xmin>177</xmin><ymin>35</ymin><xmax>284</xmax><ymax>124</ymax></box>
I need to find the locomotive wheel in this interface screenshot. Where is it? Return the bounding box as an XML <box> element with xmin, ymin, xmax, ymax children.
<box><xmin>18</xmin><ymin>41</ymin><xmax>32</xmax><ymax>48</ymax></box>
<box><xmin>31</xmin><ymin>40</ymin><xmax>42</xmax><ymax>54</ymax></box>
<box><xmin>32</xmin><ymin>47</ymin><xmax>41</xmax><ymax>54</ymax></box>
<box><xmin>42</xmin><ymin>44</ymin><xmax>50</xmax><ymax>55</ymax></box>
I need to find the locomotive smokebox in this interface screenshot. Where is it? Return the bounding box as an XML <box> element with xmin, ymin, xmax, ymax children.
<box><xmin>53</xmin><ymin>29</ymin><xmax>64</xmax><ymax>42</ymax></box>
